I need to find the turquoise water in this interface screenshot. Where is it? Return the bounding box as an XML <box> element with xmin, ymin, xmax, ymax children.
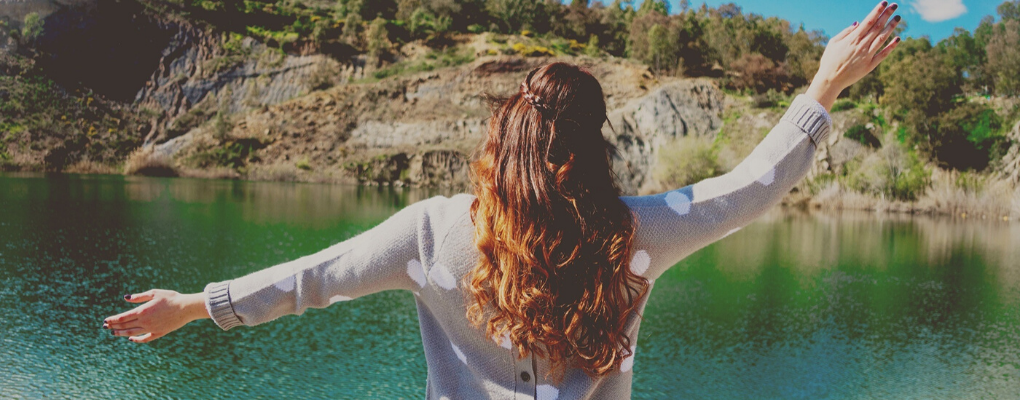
<box><xmin>1</xmin><ymin>174</ymin><xmax>1018</xmax><ymax>399</ymax></box>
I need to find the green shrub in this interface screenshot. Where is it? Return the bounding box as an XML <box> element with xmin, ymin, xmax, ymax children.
<box><xmin>831</xmin><ymin>99</ymin><xmax>857</xmax><ymax>112</ymax></box>
<box><xmin>843</xmin><ymin>124</ymin><xmax>881</xmax><ymax>148</ymax></box>
<box><xmin>655</xmin><ymin>136</ymin><xmax>721</xmax><ymax>188</ymax></box>
<box><xmin>190</xmin><ymin>138</ymin><xmax>267</xmax><ymax>169</ymax></box>
<box><xmin>751</xmin><ymin>89</ymin><xmax>787</xmax><ymax>108</ymax></box>
<box><xmin>841</xmin><ymin>142</ymin><xmax>929</xmax><ymax>201</ymax></box>
<box><xmin>21</xmin><ymin>13</ymin><xmax>43</xmax><ymax>44</ymax></box>
<box><xmin>368</xmin><ymin>46</ymin><xmax>474</xmax><ymax>81</ymax></box>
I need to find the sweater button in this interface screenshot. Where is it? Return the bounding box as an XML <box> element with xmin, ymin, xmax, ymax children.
<box><xmin>520</xmin><ymin>371</ymin><xmax>531</xmax><ymax>382</ymax></box>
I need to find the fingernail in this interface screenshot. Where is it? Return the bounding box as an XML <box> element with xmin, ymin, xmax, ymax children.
<box><xmin>102</xmin><ymin>324</ymin><xmax>109</xmax><ymax>329</ymax></box>
<box><xmin>124</xmin><ymin>294</ymin><xmax>131</xmax><ymax>300</ymax></box>
<box><xmin>109</xmin><ymin>330</ymin><xmax>115</xmax><ymax>335</ymax></box>
<box><xmin>894</xmin><ymin>37</ymin><xmax>901</xmax><ymax>42</ymax></box>
<box><xmin>890</xmin><ymin>3</ymin><xmax>898</xmax><ymax>10</ymax></box>
<box><xmin>880</xmin><ymin>1</ymin><xmax>888</xmax><ymax>7</ymax></box>
<box><xmin>894</xmin><ymin>15</ymin><xmax>901</xmax><ymax>22</ymax></box>
<box><xmin>853</xmin><ymin>21</ymin><xmax>859</xmax><ymax>27</ymax></box>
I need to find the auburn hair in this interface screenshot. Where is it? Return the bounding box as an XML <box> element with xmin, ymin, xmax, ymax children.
<box><xmin>466</xmin><ymin>63</ymin><xmax>649</xmax><ymax>379</ymax></box>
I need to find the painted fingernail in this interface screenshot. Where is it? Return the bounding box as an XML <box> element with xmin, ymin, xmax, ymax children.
<box><xmin>102</xmin><ymin>323</ymin><xmax>109</xmax><ymax>329</ymax></box>
<box><xmin>881</xmin><ymin>1</ymin><xmax>888</xmax><ymax>7</ymax></box>
<box><xmin>109</xmin><ymin>330</ymin><xmax>115</xmax><ymax>335</ymax></box>
<box><xmin>894</xmin><ymin>37</ymin><xmax>901</xmax><ymax>42</ymax></box>
<box><xmin>890</xmin><ymin>3</ymin><xmax>898</xmax><ymax>10</ymax></box>
<box><xmin>894</xmin><ymin>15</ymin><xmax>901</xmax><ymax>22</ymax></box>
<box><xmin>124</xmin><ymin>294</ymin><xmax>131</xmax><ymax>300</ymax></box>
<box><xmin>853</xmin><ymin>21</ymin><xmax>859</xmax><ymax>27</ymax></box>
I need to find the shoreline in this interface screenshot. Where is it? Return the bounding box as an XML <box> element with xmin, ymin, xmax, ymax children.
<box><xmin>4</xmin><ymin>169</ymin><xmax>1016</xmax><ymax>222</ymax></box>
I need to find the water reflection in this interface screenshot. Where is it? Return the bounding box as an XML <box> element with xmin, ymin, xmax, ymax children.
<box><xmin>1</xmin><ymin>173</ymin><xmax>1018</xmax><ymax>399</ymax></box>
<box><xmin>637</xmin><ymin>209</ymin><xmax>1020</xmax><ymax>399</ymax></box>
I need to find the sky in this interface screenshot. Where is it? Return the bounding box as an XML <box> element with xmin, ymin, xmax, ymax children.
<box><xmin>639</xmin><ymin>0</ymin><xmax>1009</xmax><ymax>42</ymax></box>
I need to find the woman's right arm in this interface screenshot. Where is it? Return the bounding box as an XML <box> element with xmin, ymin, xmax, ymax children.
<box><xmin>104</xmin><ymin>196</ymin><xmax>447</xmax><ymax>342</ymax></box>
<box><xmin>622</xmin><ymin>1</ymin><xmax>902</xmax><ymax>281</ymax></box>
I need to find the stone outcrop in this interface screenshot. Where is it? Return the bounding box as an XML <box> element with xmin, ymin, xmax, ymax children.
<box><xmin>169</xmin><ymin>56</ymin><xmax>727</xmax><ymax>193</ymax></box>
<box><xmin>604</xmin><ymin>79</ymin><xmax>724</xmax><ymax>193</ymax></box>
<box><xmin>1000</xmin><ymin>120</ymin><xmax>1020</xmax><ymax>185</ymax></box>
<box><xmin>133</xmin><ymin>20</ymin><xmax>355</xmax><ymax>147</ymax></box>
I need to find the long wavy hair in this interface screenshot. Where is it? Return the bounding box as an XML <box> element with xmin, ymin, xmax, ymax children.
<box><xmin>467</xmin><ymin>63</ymin><xmax>649</xmax><ymax>379</ymax></box>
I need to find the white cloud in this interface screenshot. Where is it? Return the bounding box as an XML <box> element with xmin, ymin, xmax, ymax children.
<box><xmin>911</xmin><ymin>0</ymin><xmax>968</xmax><ymax>22</ymax></box>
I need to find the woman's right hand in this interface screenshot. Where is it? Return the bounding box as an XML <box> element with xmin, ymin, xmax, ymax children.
<box><xmin>103</xmin><ymin>289</ymin><xmax>210</xmax><ymax>343</ymax></box>
<box><xmin>807</xmin><ymin>1</ymin><xmax>902</xmax><ymax>111</ymax></box>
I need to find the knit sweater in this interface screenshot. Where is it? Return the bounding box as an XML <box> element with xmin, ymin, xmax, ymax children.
<box><xmin>203</xmin><ymin>95</ymin><xmax>831</xmax><ymax>400</ymax></box>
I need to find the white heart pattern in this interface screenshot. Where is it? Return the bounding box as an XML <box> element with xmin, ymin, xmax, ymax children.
<box><xmin>451</xmin><ymin>341</ymin><xmax>467</xmax><ymax>364</ymax></box>
<box><xmin>407</xmin><ymin>259</ymin><xmax>426</xmax><ymax>288</ymax></box>
<box><xmin>664</xmin><ymin>191</ymin><xmax>691</xmax><ymax>216</ymax></box>
<box><xmin>630</xmin><ymin>250</ymin><xmax>651</xmax><ymax>276</ymax></box>
<box><xmin>329</xmin><ymin>295</ymin><xmax>352</xmax><ymax>304</ymax></box>
<box><xmin>537</xmin><ymin>384</ymin><xmax>559</xmax><ymax>400</ymax></box>
<box><xmin>273</xmin><ymin>275</ymin><xmax>295</xmax><ymax>292</ymax></box>
<box><xmin>431</xmin><ymin>262</ymin><xmax>457</xmax><ymax>290</ymax></box>
<box><xmin>620</xmin><ymin>345</ymin><xmax>637</xmax><ymax>373</ymax></box>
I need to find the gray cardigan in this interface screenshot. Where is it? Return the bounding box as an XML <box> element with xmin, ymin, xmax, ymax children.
<box><xmin>204</xmin><ymin>95</ymin><xmax>831</xmax><ymax>399</ymax></box>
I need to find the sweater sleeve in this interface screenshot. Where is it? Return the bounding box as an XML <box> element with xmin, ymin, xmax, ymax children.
<box><xmin>621</xmin><ymin>94</ymin><xmax>831</xmax><ymax>281</ymax></box>
<box><xmin>203</xmin><ymin>197</ymin><xmax>436</xmax><ymax>330</ymax></box>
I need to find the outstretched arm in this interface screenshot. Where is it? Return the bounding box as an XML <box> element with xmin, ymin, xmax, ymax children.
<box><xmin>104</xmin><ymin>196</ymin><xmax>443</xmax><ymax>343</ymax></box>
<box><xmin>623</xmin><ymin>2</ymin><xmax>902</xmax><ymax>280</ymax></box>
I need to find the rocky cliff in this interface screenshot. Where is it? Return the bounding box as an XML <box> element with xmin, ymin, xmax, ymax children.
<box><xmin>160</xmin><ymin>56</ymin><xmax>725</xmax><ymax>194</ymax></box>
<box><xmin>1000</xmin><ymin>120</ymin><xmax>1020</xmax><ymax>185</ymax></box>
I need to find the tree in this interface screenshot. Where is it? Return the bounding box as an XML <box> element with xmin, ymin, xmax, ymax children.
<box><xmin>880</xmin><ymin>47</ymin><xmax>961</xmax><ymax>118</ymax></box>
<box><xmin>671</xmin><ymin>12</ymin><xmax>710</xmax><ymax>75</ymax></box>
<box><xmin>626</xmin><ymin>5</ymin><xmax>668</xmax><ymax>63</ymax></box>
<box><xmin>727</xmin><ymin>52</ymin><xmax>790</xmax><ymax>93</ymax></box>
<box><xmin>637</xmin><ymin>0</ymin><xmax>668</xmax><ymax>16</ymax></box>
<box><xmin>938</xmin><ymin>28</ymin><xmax>988</xmax><ymax>92</ymax></box>
<box><xmin>592</xmin><ymin>0</ymin><xmax>633</xmax><ymax>57</ymax></box>
<box><xmin>646</xmin><ymin>23</ymin><xmax>674</xmax><ymax>73</ymax></box>
<box><xmin>486</xmin><ymin>0</ymin><xmax>542</xmax><ymax>32</ymax></box>
<box><xmin>986</xmin><ymin>20</ymin><xmax>1020</xmax><ymax>96</ymax></box>
<box><xmin>342</xmin><ymin>13</ymin><xmax>365</xmax><ymax>48</ymax></box>
<box><xmin>21</xmin><ymin>12</ymin><xmax>44</xmax><ymax>44</ymax></box>
<box><xmin>999</xmin><ymin>0</ymin><xmax>1020</xmax><ymax>21</ymax></box>
<box><xmin>785</xmin><ymin>27</ymin><xmax>825</xmax><ymax>87</ymax></box>
<box><xmin>365</xmin><ymin>17</ymin><xmax>392</xmax><ymax>59</ymax></box>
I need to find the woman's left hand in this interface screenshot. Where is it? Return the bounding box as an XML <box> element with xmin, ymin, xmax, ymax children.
<box><xmin>807</xmin><ymin>1</ymin><xmax>903</xmax><ymax>110</ymax></box>
<box><xmin>103</xmin><ymin>289</ymin><xmax>210</xmax><ymax>343</ymax></box>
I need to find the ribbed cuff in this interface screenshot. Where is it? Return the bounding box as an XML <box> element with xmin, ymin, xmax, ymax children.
<box><xmin>782</xmin><ymin>95</ymin><xmax>832</xmax><ymax>147</ymax></box>
<box><xmin>204</xmin><ymin>281</ymin><xmax>244</xmax><ymax>331</ymax></box>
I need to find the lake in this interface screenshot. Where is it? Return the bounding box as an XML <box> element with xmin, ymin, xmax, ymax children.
<box><xmin>1</xmin><ymin>174</ymin><xmax>1019</xmax><ymax>399</ymax></box>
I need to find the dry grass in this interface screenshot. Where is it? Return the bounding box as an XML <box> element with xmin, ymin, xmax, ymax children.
<box><xmin>808</xmin><ymin>171</ymin><xmax>1018</xmax><ymax>220</ymax></box>
<box><xmin>246</xmin><ymin>162</ymin><xmax>303</xmax><ymax>182</ymax></box>
<box><xmin>123</xmin><ymin>147</ymin><xmax>178</xmax><ymax>177</ymax></box>
<box><xmin>916</xmin><ymin>169</ymin><xmax>1018</xmax><ymax>220</ymax></box>
<box><xmin>63</xmin><ymin>159</ymin><xmax>120</xmax><ymax>175</ymax></box>
<box><xmin>177</xmin><ymin>166</ymin><xmax>241</xmax><ymax>180</ymax></box>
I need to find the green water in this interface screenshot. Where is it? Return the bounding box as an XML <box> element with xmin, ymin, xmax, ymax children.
<box><xmin>1</xmin><ymin>174</ymin><xmax>1019</xmax><ymax>399</ymax></box>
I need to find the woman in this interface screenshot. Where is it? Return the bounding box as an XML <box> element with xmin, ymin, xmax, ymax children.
<box><xmin>104</xmin><ymin>3</ymin><xmax>902</xmax><ymax>398</ymax></box>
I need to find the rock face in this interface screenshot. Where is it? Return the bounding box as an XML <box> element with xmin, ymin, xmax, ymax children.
<box><xmin>171</xmin><ymin>57</ymin><xmax>726</xmax><ymax>194</ymax></box>
<box><xmin>15</xmin><ymin>0</ymin><xmax>356</xmax><ymax>148</ymax></box>
<box><xmin>133</xmin><ymin>19</ymin><xmax>353</xmax><ymax>146</ymax></box>
<box><xmin>1000</xmin><ymin>120</ymin><xmax>1020</xmax><ymax>185</ymax></box>
<box><xmin>605</xmin><ymin>80</ymin><xmax>724</xmax><ymax>193</ymax></box>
